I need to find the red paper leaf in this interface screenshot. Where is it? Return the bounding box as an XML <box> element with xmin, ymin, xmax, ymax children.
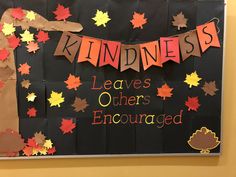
<box><xmin>27</xmin><ymin>138</ymin><xmax>37</xmax><ymax>147</ymax></box>
<box><xmin>7</xmin><ymin>35</ymin><xmax>21</xmax><ymax>49</ymax></box>
<box><xmin>36</xmin><ymin>30</ymin><xmax>49</xmax><ymax>43</ymax></box>
<box><xmin>0</xmin><ymin>23</ymin><xmax>3</xmax><ymax>32</ymax></box>
<box><xmin>47</xmin><ymin>147</ymin><xmax>56</xmax><ymax>155</ymax></box>
<box><xmin>27</xmin><ymin>107</ymin><xmax>37</xmax><ymax>118</ymax></box>
<box><xmin>0</xmin><ymin>48</ymin><xmax>10</xmax><ymax>61</ymax></box>
<box><xmin>60</xmin><ymin>118</ymin><xmax>76</xmax><ymax>134</ymax></box>
<box><xmin>130</xmin><ymin>12</ymin><xmax>147</xmax><ymax>29</ymax></box>
<box><xmin>11</xmin><ymin>7</ymin><xmax>25</xmax><ymax>20</ymax></box>
<box><xmin>18</xmin><ymin>62</ymin><xmax>31</xmax><ymax>75</ymax></box>
<box><xmin>53</xmin><ymin>4</ymin><xmax>71</xmax><ymax>21</ymax></box>
<box><xmin>185</xmin><ymin>96</ymin><xmax>200</xmax><ymax>112</ymax></box>
<box><xmin>26</xmin><ymin>42</ymin><xmax>39</xmax><ymax>53</ymax></box>
<box><xmin>23</xmin><ymin>146</ymin><xmax>33</xmax><ymax>156</ymax></box>
<box><xmin>0</xmin><ymin>80</ymin><xmax>4</xmax><ymax>90</ymax></box>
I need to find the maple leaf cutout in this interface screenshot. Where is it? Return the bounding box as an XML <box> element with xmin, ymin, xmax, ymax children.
<box><xmin>26</xmin><ymin>92</ymin><xmax>37</xmax><ymax>102</ymax></box>
<box><xmin>184</xmin><ymin>71</ymin><xmax>202</xmax><ymax>88</ymax></box>
<box><xmin>2</xmin><ymin>23</ymin><xmax>16</xmax><ymax>36</ymax></box>
<box><xmin>26</xmin><ymin>42</ymin><xmax>39</xmax><ymax>53</ymax></box>
<box><xmin>7</xmin><ymin>35</ymin><xmax>21</xmax><ymax>49</ymax></box>
<box><xmin>23</xmin><ymin>146</ymin><xmax>33</xmax><ymax>156</ymax></box>
<box><xmin>72</xmin><ymin>97</ymin><xmax>89</xmax><ymax>112</ymax></box>
<box><xmin>44</xmin><ymin>140</ymin><xmax>53</xmax><ymax>149</ymax></box>
<box><xmin>53</xmin><ymin>4</ymin><xmax>72</xmax><ymax>21</ymax></box>
<box><xmin>130</xmin><ymin>12</ymin><xmax>147</xmax><ymax>29</ymax></box>
<box><xmin>185</xmin><ymin>96</ymin><xmax>200</xmax><ymax>112</ymax></box>
<box><xmin>172</xmin><ymin>12</ymin><xmax>188</xmax><ymax>30</ymax></box>
<box><xmin>157</xmin><ymin>83</ymin><xmax>174</xmax><ymax>100</ymax></box>
<box><xmin>26</xmin><ymin>11</ymin><xmax>36</xmax><ymax>21</ymax></box>
<box><xmin>202</xmin><ymin>81</ymin><xmax>219</xmax><ymax>96</ymax></box>
<box><xmin>21</xmin><ymin>79</ymin><xmax>31</xmax><ymax>89</ymax></box>
<box><xmin>60</xmin><ymin>118</ymin><xmax>76</xmax><ymax>134</ymax></box>
<box><xmin>11</xmin><ymin>7</ymin><xmax>25</xmax><ymax>21</ymax></box>
<box><xmin>0</xmin><ymin>80</ymin><xmax>5</xmax><ymax>90</ymax></box>
<box><xmin>48</xmin><ymin>91</ymin><xmax>65</xmax><ymax>107</ymax></box>
<box><xmin>27</xmin><ymin>138</ymin><xmax>37</xmax><ymax>147</ymax></box>
<box><xmin>36</xmin><ymin>30</ymin><xmax>49</xmax><ymax>43</ymax></box>
<box><xmin>92</xmin><ymin>10</ymin><xmax>111</xmax><ymax>27</ymax></box>
<box><xmin>0</xmin><ymin>48</ymin><xmax>10</xmax><ymax>61</ymax></box>
<box><xmin>18</xmin><ymin>62</ymin><xmax>31</xmax><ymax>75</ymax></box>
<box><xmin>27</xmin><ymin>107</ymin><xmax>37</xmax><ymax>118</ymax></box>
<box><xmin>47</xmin><ymin>147</ymin><xmax>56</xmax><ymax>155</ymax></box>
<box><xmin>20</xmin><ymin>30</ymin><xmax>34</xmax><ymax>44</ymax></box>
<box><xmin>34</xmin><ymin>132</ymin><xmax>46</xmax><ymax>145</ymax></box>
<box><xmin>64</xmin><ymin>74</ymin><xmax>82</xmax><ymax>90</ymax></box>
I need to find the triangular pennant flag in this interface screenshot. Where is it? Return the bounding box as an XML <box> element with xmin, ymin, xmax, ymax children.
<box><xmin>140</xmin><ymin>41</ymin><xmax>162</xmax><ymax>71</ymax></box>
<box><xmin>54</xmin><ymin>32</ymin><xmax>81</xmax><ymax>63</ymax></box>
<box><xmin>196</xmin><ymin>21</ymin><xmax>220</xmax><ymax>52</ymax></box>
<box><xmin>160</xmin><ymin>37</ymin><xmax>180</xmax><ymax>64</ymax></box>
<box><xmin>120</xmin><ymin>44</ymin><xmax>140</xmax><ymax>72</ymax></box>
<box><xmin>179</xmin><ymin>30</ymin><xmax>201</xmax><ymax>61</ymax></box>
<box><xmin>78</xmin><ymin>36</ymin><xmax>101</xmax><ymax>66</ymax></box>
<box><xmin>99</xmin><ymin>40</ymin><xmax>121</xmax><ymax>69</ymax></box>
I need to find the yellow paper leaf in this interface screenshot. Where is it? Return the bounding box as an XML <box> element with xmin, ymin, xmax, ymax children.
<box><xmin>20</xmin><ymin>30</ymin><xmax>34</xmax><ymax>43</ymax></box>
<box><xmin>39</xmin><ymin>148</ymin><xmax>47</xmax><ymax>155</ymax></box>
<box><xmin>48</xmin><ymin>91</ymin><xmax>65</xmax><ymax>107</ymax></box>
<box><xmin>26</xmin><ymin>92</ymin><xmax>37</xmax><ymax>102</ymax></box>
<box><xmin>26</xmin><ymin>10</ymin><xmax>36</xmax><ymax>21</ymax></box>
<box><xmin>2</xmin><ymin>23</ymin><xmax>16</xmax><ymax>36</ymax></box>
<box><xmin>92</xmin><ymin>10</ymin><xmax>111</xmax><ymax>27</ymax></box>
<box><xmin>44</xmin><ymin>140</ymin><xmax>53</xmax><ymax>149</ymax></box>
<box><xmin>32</xmin><ymin>148</ymin><xmax>39</xmax><ymax>156</ymax></box>
<box><xmin>184</xmin><ymin>71</ymin><xmax>202</xmax><ymax>88</ymax></box>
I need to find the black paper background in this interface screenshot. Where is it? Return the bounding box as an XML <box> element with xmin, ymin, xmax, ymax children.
<box><xmin>0</xmin><ymin>0</ymin><xmax>225</xmax><ymax>156</ymax></box>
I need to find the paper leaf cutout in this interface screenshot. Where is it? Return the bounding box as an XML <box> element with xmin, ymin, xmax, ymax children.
<box><xmin>0</xmin><ymin>23</ymin><xmax>3</xmax><ymax>32</ymax></box>
<box><xmin>11</xmin><ymin>7</ymin><xmax>25</xmax><ymax>21</ymax></box>
<box><xmin>26</xmin><ymin>11</ymin><xmax>36</xmax><ymax>21</ymax></box>
<box><xmin>64</xmin><ymin>74</ymin><xmax>82</xmax><ymax>90</ymax></box>
<box><xmin>60</xmin><ymin>118</ymin><xmax>76</xmax><ymax>134</ymax></box>
<box><xmin>26</xmin><ymin>42</ymin><xmax>39</xmax><ymax>53</ymax></box>
<box><xmin>202</xmin><ymin>81</ymin><xmax>219</xmax><ymax>96</ymax></box>
<box><xmin>48</xmin><ymin>91</ymin><xmax>65</xmax><ymax>107</ymax></box>
<box><xmin>21</xmin><ymin>79</ymin><xmax>31</xmax><ymax>89</ymax></box>
<box><xmin>157</xmin><ymin>83</ymin><xmax>173</xmax><ymax>100</ymax></box>
<box><xmin>27</xmin><ymin>138</ymin><xmax>37</xmax><ymax>148</ymax></box>
<box><xmin>44</xmin><ymin>140</ymin><xmax>53</xmax><ymax>149</ymax></box>
<box><xmin>2</xmin><ymin>23</ymin><xmax>16</xmax><ymax>36</ymax></box>
<box><xmin>0</xmin><ymin>80</ymin><xmax>5</xmax><ymax>90</ymax></box>
<box><xmin>92</xmin><ymin>10</ymin><xmax>111</xmax><ymax>27</ymax></box>
<box><xmin>47</xmin><ymin>147</ymin><xmax>56</xmax><ymax>155</ymax></box>
<box><xmin>18</xmin><ymin>62</ymin><xmax>31</xmax><ymax>75</ymax></box>
<box><xmin>185</xmin><ymin>96</ymin><xmax>200</xmax><ymax>112</ymax></box>
<box><xmin>53</xmin><ymin>4</ymin><xmax>72</xmax><ymax>21</ymax></box>
<box><xmin>172</xmin><ymin>12</ymin><xmax>188</xmax><ymax>30</ymax></box>
<box><xmin>27</xmin><ymin>107</ymin><xmax>37</xmax><ymax>118</ymax></box>
<box><xmin>0</xmin><ymin>48</ymin><xmax>10</xmax><ymax>61</ymax></box>
<box><xmin>34</xmin><ymin>132</ymin><xmax>46</xmax><ymax>145</ymax></box>
<box><xmin>188</xmin><ymin>127</ymin><xmax>220</xmax><ymax>154</ymax></box>
<box><xmin>184</xmin><ymin>71</ymin><xmax>202</xmax><ymax>88</ymax></box>
<box><xmin>0</xmin><ymin>129</ymin><xmax>25</xmax><ymax>157</ymax></box>
<box><xmin>130</xmin><ymin>12</ymin><xmax>147</xmax><ymax>29</ymax></box>
<box><xmin>26</xmin><ymin>92</ymin><xmax>37</xmax><ymax>102</ymax></box>
<box><xmin>72</xmin><ymin>97</ymin><xmax>89</xmax><ymax>112</ymax></box>
<box><xmin>36</xmin><ymin>30</ymin><xmax>49</xmax><ymax>43</ymax></box>
<box><xmin>20</xmin><ymin>30</ymin><xmax>34</xmax><ymax>43</ymax></box>
<box><xmin>23</xmin><ymin>146</ymin><xmax>33</xmax><ymax>157</ymax></box>
<box><xmin>7</xmin><ymin>35</ymin><xmax>21</xmax><ymax>49</ymax></box>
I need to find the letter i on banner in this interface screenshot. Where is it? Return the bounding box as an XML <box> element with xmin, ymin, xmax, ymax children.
<box><xmin>99</xmin><ymin>40</ymin><xmax>121</xmax><ymax>69</ymax></box>
<box><xmin>140</xmin><ymin>41</ymin><xmax>162</xmax><ymax>71</ymax></box>
<box><xmin>78</xmin><ymin>36</ymin><xmax>101</xmax><ymax>66</ymax></box>
<box><xmin>54</xmin><ymin>32</ymin><xmax>82</xmax><ymax>63</ymax></box>
<box><xmin>120</xmin><ymin>44</ymin><xmax>140</xmax><ymax>72</ymax></box>
<box><xmin>197</xmin><ymin>21</ymin><xmax>220</xmax><ymax>52</ymax></box>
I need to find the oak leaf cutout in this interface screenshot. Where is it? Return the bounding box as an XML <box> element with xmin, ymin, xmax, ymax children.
<box><xmin>60</xmin><ymin>118</ymin><xmax>76</xmax><ymax>134</ymax></box>
<box><xmin>72</xmin><ymin>97</ymin><xmax>89</xmax><ymax>112</ymax></box>
<box><xmin>53</xmin><ymin>4</ymin><xmax>72</xmax><ymax>21</ymax></box>
<box><xmin>184</xmin><ymin>71</ymin><xmax>202</xmax><ymax>88</ymax></box>
<box><xmin>18</xmin><ymin>62</ymin><xmax>31</xmax><ymax>75</ymax></box>
<box><xmin>202</xmin><ymin>81</ymin><xmax>219</xmax><ymax>96</ymax></box>
<box><xmin>185</xmin><ymin>96</ymin><xmax>200</xmax><ymax>112</ymax></box>
<box><xmin>26</xmin><ymin>42</ymin><xmax>39</xmax><ymax>53</ymax></box>
<box><xmin>130</xmin><ymin>12</ymin><xmax>147</xmax><ymax>29</ymax></box>
<box><xmin>64</xmin><ymin>74</ymin><xmax>82</xmax><ymax>90</ymax></box>
<box><xmin>157</xmin><ymin>83</ymin><xmax>173</xmax><ymax>100</ymax></box>
<box><xmin>172</xmin><ymin>12</ymin><xmax>188</xmax><ymax>30</ymax></box>
<box><xmin>188</xmin><ymin>127</ymin><xmax>220</xmax><ymax>154</ymax></box>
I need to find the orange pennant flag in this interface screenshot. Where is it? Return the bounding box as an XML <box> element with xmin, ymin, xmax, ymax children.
<box><xmin>99</xmin><ymin>40</ymin><xmax>121</xmax><ymax>69</ymax></box>
<box><xmin>196</xmin><ymin>21</ymin><xmax>220</xmax><ymax>53</ymax></box>
<box><xmin>140</xmin><ymin>41</ymin><xmax>162</xmax><ymax>71</ymax></box>
<box><xmin>78</xmin><ymin>36</ymin><xmax>101</xmax><ymax>66</ymax></box>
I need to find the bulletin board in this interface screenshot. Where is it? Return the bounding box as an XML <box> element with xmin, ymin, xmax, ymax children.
<box><xmin>0</xmin><ymin>0</ymin><xmax>225</xmax><ymax>159</ymax></box>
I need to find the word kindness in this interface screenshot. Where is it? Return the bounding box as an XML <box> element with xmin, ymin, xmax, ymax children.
<box><xmin>54</xmin><ymin>21</ymin><xmax>220</xmax><ymax>72</ymax></box>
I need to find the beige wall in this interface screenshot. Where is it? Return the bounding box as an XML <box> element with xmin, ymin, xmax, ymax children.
<box><xmin>0</xmin><ymin>0</ymin><xmax>235</xmax><ymax>177</ymax></box>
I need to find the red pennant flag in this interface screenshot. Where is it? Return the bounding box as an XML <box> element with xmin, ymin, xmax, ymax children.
<box><xmin>99</xmin><ymin>40</ymin><xmax>121</xmax><ymax>69</ymax></box>
<box><xmin>140</xmin><ymin>41</ymin><xmax>162</xmax><ymax>71</ymax></box>
<box><xmin>78</xmin><ymin>36</ymin><xmax>101</xmax><ymax>66</ymax></box>
<box><xmin>197</xmin><ymin>22</ymin><xmax>220</xmax><ymax>53</ymax></box>
<box><xmin>160</xmin><ymin>37</ymin><xmax>180</xmax><ymax>64</ymax></box>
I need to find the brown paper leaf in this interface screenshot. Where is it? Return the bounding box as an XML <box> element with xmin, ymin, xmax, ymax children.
<box><xmin>172</xmin><ymin>12</ymin><xmax>188</xmax><ymax>30</ymax></box>
<box><xmin>202</xmin><ymin>81</ymin><xmax>219</xmax><ymax>96</ymax></box>
<box><xmin>21</xmin><ymin>79</ymin><xmax>31</xmax><ymax>89</ymax></box>
<box><xmin>72</xmin><ymin>97</ymin><xmax>89</xmax><ymax>113</ymax></box>
<box><xmin>34</xmin><ymin>132</ymin><xmax>46</xmax><ymax>145</ymax></box>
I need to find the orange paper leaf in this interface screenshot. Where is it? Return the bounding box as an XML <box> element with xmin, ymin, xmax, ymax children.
<box><xmin>26</xmin><ymin>42</ymin><xmax>39</xmax><ymax>53</ymax></box>
<box><xmin>18</xmin><ymin>62</ymin><xmax>31</xmax><ymax>75</ymax></box>
<box><xmin>130</xmin><ymin>12</ymin><xmax>147</xmax><ymax>29</ymax></box>
<box><xmin>157</xmin><ymin>83</ymin><xmax>173</xmax><ymax>100</ymax></box>
<box><xmin>64</xmin><ymin>74</ymin><xmax>82</xmax><ymax>90</ymax></box>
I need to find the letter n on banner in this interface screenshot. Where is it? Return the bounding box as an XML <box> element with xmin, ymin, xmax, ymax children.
<box><xmin>197</xmin><ymin>21</ymin><xmax>220</xmax><ymax>53</ymax></box>
<box><xmin>140</xmin><ymin>41</ymin><xmax>162</xmax><ymax>71</ymax></box>
<box><xmin>120</xmin><ymin>44</ymin><xmax>140</xmax><ymax>72</ymax></box>
<box><xmin>99</xmin><ymin>40</ymin><xmax>121</xmax><ymax>69</ymax></box>
<box><xmin>160</xmin><ymin>37</ymin><xmax>180</xmax><ymax>64</ymax></box>
<box><xmin>78</xmin><ymin>36</ymin><xmax>101</xmax><ymax>66</ymax></box>
<box><xmin>54</xmin><ymin>32</ymin><xmax>81</xmax><ymax>63</ymax></box>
